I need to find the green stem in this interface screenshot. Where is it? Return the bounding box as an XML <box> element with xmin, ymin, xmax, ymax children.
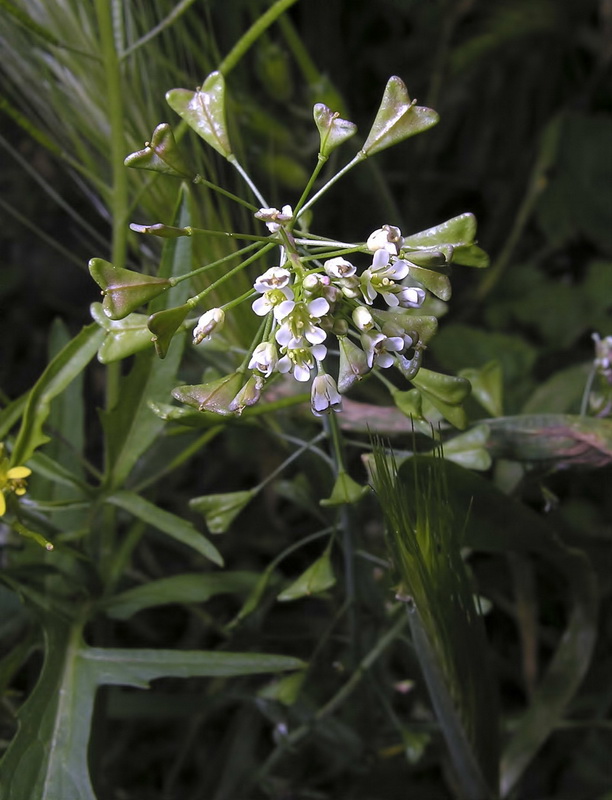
<box><xmin>251</xmin><ymin>608</ymin><xmax>408</xmax><ymax>787</ymax></box>
<box><xmin>297</xmin><ymin>152</ymin><xmax>364</xmax><ymax>218</ymax></box>
<box><xmin>218</xmin><ymin>0</ymin><xmax>301</xmax><ymax>76</ymax></box>
<box><xmin>193</xmin><ymin>174</ymin><xmax>259</xmax><ymax>212</ymax></box>
<box><xmin>95</xmin><ymin>0</ymin><xmax>128</xmax><ymax>269</ymax></box>
<box><xmin>228</xmin><ymin>155</ymin><xmax>268</xmax><ymax>207</ymax></box>
<box><xmin>291</xmin><ymin>155</ymin><xmax>328</xmax><ymax>222</ymax></box>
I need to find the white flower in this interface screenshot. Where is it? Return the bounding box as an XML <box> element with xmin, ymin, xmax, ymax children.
<box><xmin>352</xmin><ymin>306</ymin><xmax>374</xmax><ymax>332</ymax></box>
<box><xmin>311</xmin><ymin>373</ymin><xmax>343</xmax><ymax>416</ymax></box>
<box><xmin>366</xmin><ymin>225</ymin><xmax>403</xmax><ymax>255</ymax></box>
<box><xmin>396</xmin><ymin>285</ymin><xmax>426</xmax><ymax>308</ymax></box>
<box><xmin>360</xmin><ymin>250</ymin><xmax>410</xmax><ymax>306</ymax></box>
<box><xmin>361</xmin><ymin>331</ymin><xmax>404</xmax><ymax>369</ymax></box>
<box><xmin>252</xmin><ymin>286</ymin><xmax>294</xmax><ymax>317</ymax></box>
<box><xmin>254</xmin><ymin>205</ymin><xmax>293</xmax><ymax>233</ymax></box>
<box><xmin>253</xmin><ymin>267</ymin><xmax>291</xmax><ymax>293</ymax></box>
<box><xmin>277</xmin><ymin>343</ymin><xmax>327</xmax><ymax>382</ymax></box>
<box><xmin>275</xmin><ymin>298</ymin><xmax>330</xmax><ymax>348</ymax></box>
<box><xmin>324</xmin><ymin>257</ymin><xmax>356</xmax><ymax>279</ymax></box>
<box><xmin>193</xmin><ymin>308</ymin><xmax>225</xmax><ymax>344</ymax></box>
<box><xmin>248</xmin><ymin>342</ymin><xmax>278</xmax><ymax>377</ymax></box>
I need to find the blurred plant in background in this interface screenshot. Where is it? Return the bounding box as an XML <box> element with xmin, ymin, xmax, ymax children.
<box><xmin>0</xmin><ymin>1</ymin><xmax>611</xmax><ymax>799</ymax></box>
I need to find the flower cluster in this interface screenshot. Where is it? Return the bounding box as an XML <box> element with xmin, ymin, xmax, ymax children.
<box><xmin>192</xmin><ymin>211</ymin><xmax>432</xmax><ymax>417</ymax></box>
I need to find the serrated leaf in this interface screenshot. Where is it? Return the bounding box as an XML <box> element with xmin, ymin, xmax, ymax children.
<box><xmin>0</xmin><ymin>614</ymin><xmax>303</xmax><ymax>800</ymax></box>
<box><xmin>107</xmin><ymin>491</ymin><xmax>223</xmax><ymax>566</ymax></box>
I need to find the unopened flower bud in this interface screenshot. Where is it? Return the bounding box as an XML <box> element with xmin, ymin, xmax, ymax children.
<box><xmin>311</xmin><ymin>373</ymin><xmax>342</xmax><ymax>416</ymax></box>
<box><xmin>324</xmin><ymin>257</ymin><xmax>356</xmax><ymax>279</ymax></box>
<box><xmin>352</xmin><ymin>306</ymin><xmax>374</xmax><ymax>331</ymax></box>
<box><xmin>193</xmin><ymin>308</ymin><xmax>225</xmax><ymax>344</ymax></box>
<box><xmin>367</xmin><ymin>225</ymin><xmax>403</xmax><ymax>255</ymax></box>
<box><xmin>248</xmin><ymin>342</ymin><xmax>278</xmax><ymax>377</ymax></box>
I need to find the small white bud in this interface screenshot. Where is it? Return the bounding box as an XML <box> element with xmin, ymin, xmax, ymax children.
<box><xmin>193</xmin><ymin>308</ymin><xmax>225</xmax><ymax>344</ymax></box>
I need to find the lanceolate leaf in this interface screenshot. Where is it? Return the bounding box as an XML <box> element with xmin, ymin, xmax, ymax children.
<box><xmin>102</xmin><ymin>571</ymin><xmax>259</xmax><ymax>620</ymax></box>
<box><xmin>107</xmin><ymin>491</ymin><xmax>223</xmax><ymax>566</ymax></box>
<box><xmin>10</xmin><ymin>324</ymin><xmax>104</xmax><ymax>467</ymax></box>
<box><xmin>101</xmin><ymin>186</ymin><xmax>192</xmax><ymax>486</ymax></box>
<box><xmin>0</xmin><ymin>614</ymin><xmax>304</xmax><ymax>800</ymax></box>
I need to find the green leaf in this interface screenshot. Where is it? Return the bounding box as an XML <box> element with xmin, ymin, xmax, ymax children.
<box><xmin>90</xmin><ymin>303</ymin><xmax>152</xmax><ymax>363</ymax></box>
<box><xmin>101</xmin><ymin>187</ymin><xmax>192</xmax><ymax>486</ymax></box>
<box><xmin>406</xmin><ymin>264</ymin><xmax>452</xmax><ymax>301</ymax></box>
<box><xmin>258</xmin><ymin>670</ymin><xmax>306</xmax><ymax>705</ymax></box>
<box><xmin>361</xmin><ymin>76</ymin><xmax>439</xmax><ymax>157</ymax></box>
<box><xmin>102</xmin><ymin>571</ymin><xmax>259</xmax><ymax>620</ymax></box>
<box><xmin>10</xmin><ymin>324</ymin><xmax>104</xmax><ymax>467</ymax></box>
<box><xmin>124</xmin><ymin>123</ymin><xmax>192</xmax><ymax>178</ymax></box>
<box><xmin>0</xmin><ymin>614</ymin><xmax>303</xmax><ymax>800</ymax></box>
<box><xmin>319</xmin><ymin>471</ymin><xmax>369</xmax><ymax>506</ymax></box>
<box><xmin>189</xmin><ymin>489</ymin><xmax>255</xmax><ymax>534</ymax></box>
<box><xmin>410</xmin><ymin>368</ymin><xmax>472</xmax><ymax>429</ymax></box>
<box><xmin>438</xmin><ymin>424</ymin><xmax>492</xmax><ymax>471</ymax></box>
<box><xmin>402</xmin><ymin>213</ymin><xmax>478</xmax><ymax>250</ymax></box>
<box><xmin>88</xmin><ymin>259</ymin><xmax>171</xmax><ymax>320</ymax></box>
<box><xmin>166</xmin><ymin>71</ymin><xmax>232</xmax><ymax>158</ymax></box>
<box><xmin>277</xmin><ymin>547</ymin><xmax>336</xmax><ymax>601</ymax></box>
<box><xmin>459</xmin><ymin>360</ymin><xmax>504</xmax><ymax>417</ymax></box>
<box><xmin>107</xmin><ymin>491</ymin><xmax>223</xmax><ymax>566</ymax></box>
<box><xmin>485</xmin><ymin>414</ymin><xmax>612</xmax><ymax>470</ymax></box>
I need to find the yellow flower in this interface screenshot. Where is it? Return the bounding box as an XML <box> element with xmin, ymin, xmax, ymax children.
<box><xmin>0</xmin><ymin>445</ymin><xmax>32</xmax><ymax>516</ymax></box>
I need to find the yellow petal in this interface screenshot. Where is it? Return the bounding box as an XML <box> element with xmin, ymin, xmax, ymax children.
<box><xmin>0</xmin><ymin>493</ymin><xmax>6</xmax><ymax>516</ymax></box>
<box><xmin>7</xmin><ymin>466</ymin><xmax>31</xmax><ymax>479</ymax></box>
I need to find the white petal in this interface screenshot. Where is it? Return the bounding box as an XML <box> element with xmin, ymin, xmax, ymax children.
<box><xmin>305</xmin><ymin>326</ymin><xmax>327</xmax><ymax>345</ymax></box>
<box><xmin>307</xmin><ymin>297</ymin><xmax>330</xmax><ymax>317</ymax></box>
<box><xmin>376</xmin><ymin>353</ymin><xmax>394</xmax><ymax>368</ymax></box>
<box><xmin>252</xmin><ymin>296</ymin><xmax>270</xmax><ymax>316</ymax></box>
<box><xmin>277</xmin><ymin>356</ymin><xmax>292</xmax><ymax>373</ymax></box>
<box><xmin>311</xmin><ymin>344</ymin><xmax>327</xmax><ymax>361</ymax></box>
<box><xmin>275</xmin><ymin>325</ymin><xmax>293</xmax><ymax>346</ymax></box>
<box><xmin>294</xmin><ymin>364</ymin><xmax>311</xmax><ymax>382</ymax></box>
